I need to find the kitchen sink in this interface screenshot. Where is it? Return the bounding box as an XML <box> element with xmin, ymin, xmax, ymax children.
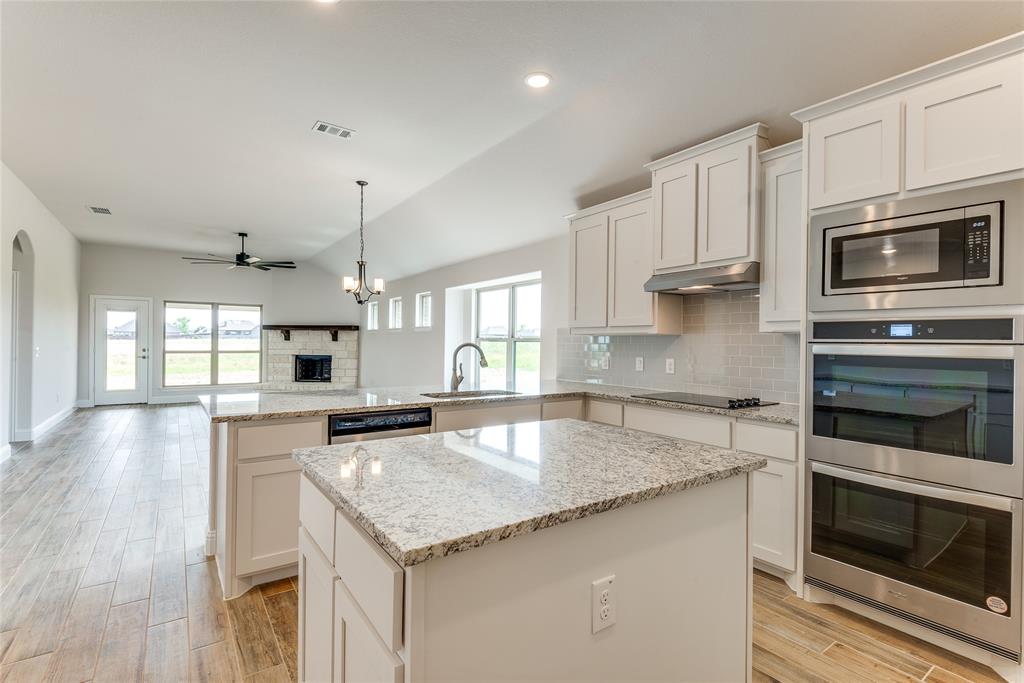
<box><xmin>421</xmin><ymin>390</ymin><xmax>521</xmax><ymax>399</ymax></box>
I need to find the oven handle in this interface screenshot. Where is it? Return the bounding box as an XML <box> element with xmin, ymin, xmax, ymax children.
<box><xmin>810</xmin><ymin>343</ymin><xmax>1016</xmax><ymax>360</ymax></box>
<box><xmin>810</xmin><ymin>462</ymin><xmax>1017</xmax><ymax>512</ymax></box>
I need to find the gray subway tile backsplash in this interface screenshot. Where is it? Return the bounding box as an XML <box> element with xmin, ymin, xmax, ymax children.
<box><xmin>556</xmin><ymin>290</ymin><xmax>800</xmax><ymax>404</ymax></box>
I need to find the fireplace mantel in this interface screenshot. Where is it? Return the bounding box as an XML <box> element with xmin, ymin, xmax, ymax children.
<box><xmin>263</xmin><ymin>324</ymin><xmax>359</xmax><ymax>342</ymax></box>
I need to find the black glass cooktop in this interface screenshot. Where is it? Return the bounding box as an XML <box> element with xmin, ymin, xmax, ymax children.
<box><xmin>630</xmin><ymin>392</ymin><xmax>778</xmax><ymax>410</ymax></box>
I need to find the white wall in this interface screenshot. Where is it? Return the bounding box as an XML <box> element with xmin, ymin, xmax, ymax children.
<box><xmin>358</xmin><ymin>236</ymin><xmax>568</xmax><ymax>388</ymax></box>
<box><xmin>1</xmin><ymin>163</ymin><xmax>81</xmax><ymax>445</ymax></box>
<box><xmin>77</xmin><ymin>243</ymin><xmax>361</xmax><ymax>403</ymax></box>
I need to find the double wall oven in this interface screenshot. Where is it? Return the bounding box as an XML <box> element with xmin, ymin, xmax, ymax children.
<box><xmin>805</xmin><ymin>317</ymin><xmax>1024</xmax><ymax>660</ymax></box>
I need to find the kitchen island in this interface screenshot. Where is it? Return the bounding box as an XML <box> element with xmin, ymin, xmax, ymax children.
<box><xmin>293</xmin><ymin>418</ymin><xmax>765</xmax><ymax>682</ymax></box>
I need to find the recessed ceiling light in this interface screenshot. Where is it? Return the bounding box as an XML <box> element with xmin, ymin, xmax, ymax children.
<box><xmin>524</xmin><ymin>72</ymin><xmax>551</xmax><ymax>89</ymax></box>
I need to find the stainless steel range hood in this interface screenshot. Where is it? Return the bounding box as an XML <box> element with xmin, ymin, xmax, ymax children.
<box><xmin>643</xmin><ymin>261</ymin><xmax>760</xmax><ymax>294</ymax></box>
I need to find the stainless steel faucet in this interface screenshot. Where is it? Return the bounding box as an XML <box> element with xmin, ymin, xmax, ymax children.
<box><xmin>450</xmin><ymin>342</ymin><xmax>489</xmax><ymax>391</ymax></box>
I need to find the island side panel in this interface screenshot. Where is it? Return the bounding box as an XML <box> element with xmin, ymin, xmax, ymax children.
<box><xmin>409</xmin><ymin>473</ymin><xmax>751</xmax><ymax>682</ymax></box>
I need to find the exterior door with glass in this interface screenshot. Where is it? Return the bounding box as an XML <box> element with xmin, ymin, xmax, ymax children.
<box><xmin>95</xmin><ymin>298</ymin><xmax>150</xmax><ymax>405</ymax></box>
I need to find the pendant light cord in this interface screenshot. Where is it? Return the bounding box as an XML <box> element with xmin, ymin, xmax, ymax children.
<box><xmin>358</xmin><ymin>181</ymin><xmax>366</xmax><ymax>262</ymax></box>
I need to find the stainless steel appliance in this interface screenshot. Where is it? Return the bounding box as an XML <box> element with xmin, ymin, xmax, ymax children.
<box><xmin>329</xmin><ymin>408</ymin><xmax>432</xmax><ymax>444</ymax></box>
<box><xmin>805</xmin><ymin>316</ymin><xmax>1024</xmax><ymax>660</ymax></box>
<box><xmin>630</xmin><ymin>391</ymin><xmax>778</xmax><ymax>409</ymax></box>
<box><xmin>809</xmin><ymin>179</ymin><xmax>1024</xmax><ymax>312</ymax></box>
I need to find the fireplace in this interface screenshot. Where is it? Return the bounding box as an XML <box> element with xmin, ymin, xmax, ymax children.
<box><xmin>294</xmin><ymin>355</ymin><xmax>332</xmax><ymax>382</ymax></box>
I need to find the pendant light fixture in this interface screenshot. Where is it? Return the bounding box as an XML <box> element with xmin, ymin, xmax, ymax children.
<box><xmin>342</xmin><ymin>180</ymin><xmax>385</xmax><ymax>304</ymax></box>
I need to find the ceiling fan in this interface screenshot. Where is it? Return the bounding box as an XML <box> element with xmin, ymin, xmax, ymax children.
<box><xmin>181</xmin><ymin>232</ymin><xmax>296</xmax><ymax>271</ymax></box>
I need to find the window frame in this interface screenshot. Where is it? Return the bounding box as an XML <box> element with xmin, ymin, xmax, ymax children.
<box><xmin>474</xmin><ymin>280</ymin><xmax>541</xmax><ymax>390</ymax></box>
<box><xmin>415</xmin><ymin>291</ymin><xmax>432</xmax><ymax>328</ymax></box>
<box><xmin>366</xmin><ymin>300</ymin><xmax>379</xmax><ymax>331</ymax></box>
<box><xmin>388</xmin><ymin>297</ymin><xmax>403</xmax><ymax>329</ymax></box>
<box><xmin>162</xmin><ymin>300</ymin><xmax>263</xmax><ymax>388</ymax></box>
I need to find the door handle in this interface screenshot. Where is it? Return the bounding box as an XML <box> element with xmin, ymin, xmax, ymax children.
<box><xmin>138</xmin><ymin>355</ymin><xmax>148</xmax><ymax>359</ymax></box>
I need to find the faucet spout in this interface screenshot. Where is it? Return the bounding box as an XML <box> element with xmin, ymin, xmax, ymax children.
<box><xmin>450</xmin><ymin>342</ymin><xmax>489</xmax><ymax>392</ymax></box>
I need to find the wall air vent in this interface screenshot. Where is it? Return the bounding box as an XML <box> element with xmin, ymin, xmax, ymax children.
<box><xmin>89</xmin><ymin>206</ymin><xmax>112</xmax><ymax>215</ymax></box>
<box><xmin>312</xmin><ymin>120</ymin><xmax>355</xmax><ymax>139</ymax></box>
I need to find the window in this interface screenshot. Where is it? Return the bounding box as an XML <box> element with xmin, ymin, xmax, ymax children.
<box><xmin>475</xmin><ymin>281</ymin><xmax>540</xmax><ymax>392</ymax></box>
<box><xmin>388</xmin><ymin>297</ymin><xmax>403</xmax><ymax>329</ymax></box>
<box><xmin>415</xmin><ymin>292</ymin><xmax>432</xmax><ymax>328</ymax></box>
<box><xmin>366</xmin><ymin>301</ymin><xmax>379</xmax><ymax>331</ymax></box>
<box><xmin>163</xmin><ymin>302</ymin><xmax>261</xmax><ymax>387</ymax></box>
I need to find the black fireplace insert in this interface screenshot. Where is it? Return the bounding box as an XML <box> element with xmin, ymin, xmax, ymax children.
<box><xmin>294</xmin><ymin>355</ymin><xmax>332</xmax><ymax>382</ymax></box>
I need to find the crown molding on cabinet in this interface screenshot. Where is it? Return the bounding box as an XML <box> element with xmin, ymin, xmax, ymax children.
<box><xmin>791</xmin><ymin>30</ymin><xmax>1024</xmax><ymax>122</ymax></box>
<box><xmin>564</xmin><ymin>188</ymin><xmax>652</xmax><ymax>221</ymax></box>
<box><xmin>759</xmin><ymin>139</ymin><xmax>802</xmax><ymax>162</ymax></box>
<box><xmin>643</xmin><ymin>122</ymin><xmax>769</xmax><ymax>172</ymax></box>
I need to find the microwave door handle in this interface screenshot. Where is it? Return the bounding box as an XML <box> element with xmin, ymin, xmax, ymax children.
<box><xmin>810</xmin><ymin>462</ymin><xmax>1015</xmax><ymax>512</ymax></box>
<box><xmin>810</xmin><ymin>344</ymin><xmax>1015</xmax><ymax>360</ymax></box>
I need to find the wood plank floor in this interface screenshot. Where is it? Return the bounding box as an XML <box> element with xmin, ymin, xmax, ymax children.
<box><xmin>0</xmin><ymin>403</ymin><xmax>1007</xmax><ymax>682</ymax></box>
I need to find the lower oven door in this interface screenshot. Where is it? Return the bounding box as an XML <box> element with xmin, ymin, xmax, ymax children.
<box><xmin>806</xmin><ymin>462</ymin><xmax>1022</xmax><ymax>658</ymax></box>
<box><xmin>808</xmin><ymin>342</ymin><xmax>1022</xmax><ymax>498</ymax></box>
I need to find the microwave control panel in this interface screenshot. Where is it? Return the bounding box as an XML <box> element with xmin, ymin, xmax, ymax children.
<box><xmin>812</xmin><ymin>318</ymin><xmax>1015</xmax><ymax>342</ymax></box>
<box><xmin>965</xmin><ymin>215</ymin><xmax>992</xmax><ymax>280</ymax></box>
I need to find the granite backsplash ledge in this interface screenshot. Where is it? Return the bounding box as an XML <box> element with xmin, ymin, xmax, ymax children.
<box><xmin>557</xmin><ymin>290</ymin><xmax>800</xmax><ymax>404</ymax></box>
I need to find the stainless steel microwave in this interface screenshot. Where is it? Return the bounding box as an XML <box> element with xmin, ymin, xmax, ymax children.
<box><xmin>809</xmin><ymin>180</ymin><xmax>1024</xmax><ymax>312</ymax></box>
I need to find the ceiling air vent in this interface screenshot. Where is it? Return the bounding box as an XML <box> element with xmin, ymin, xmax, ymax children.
<box><xmin>312</xmin><ymin>120</ymin><xmax>355</xmax><ymax>139</ymax></box>
<box><xmin>89</xmin><ymin>206</ymin><xmax>112</xmax><ymax>215</ymax></box>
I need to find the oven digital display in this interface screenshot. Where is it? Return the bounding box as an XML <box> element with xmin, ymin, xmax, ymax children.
<box><xmin>889</xmin><ymin>323</ymin><xmax>914</xmax><ymax>338</ymax></box>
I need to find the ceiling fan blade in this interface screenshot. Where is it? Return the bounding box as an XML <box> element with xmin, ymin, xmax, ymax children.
<box><xmin>254</xmin><ymin>265</ymin><xmax>272</xmax><ymax>271</ymax></box>
<box><xmin>245</xmin><ymin>256</ymin><xmax>262</xmax><ymax>264</ymax></box>
<box><xmin>228</xmin><ymin>264</ymin><xmax>240</xmax><ymax>270</ymax></box>
<box><xmin>263</xmin><ymin>263</ymin><xmax>297</xmax><ymax>269</ymax></box>
<box><xmin>188</xmin><ymin>260</ymin><xmax>235</xmax><ymax>265</ymax></box>
<box><xmin>207</xmin><ymin>253</ymin><xmax>233</xmax><ymax>259</ymax></box>
<box><xmin>258</xmin><ymin>261</ymin><xmax>296</xmax><ymax>266</ymax></box>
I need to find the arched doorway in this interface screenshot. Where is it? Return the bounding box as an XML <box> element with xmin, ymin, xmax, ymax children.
<box><xmin>10</xmin><ymin>231</ymin><xmax>34</xmax><ymax>442</ymax></box>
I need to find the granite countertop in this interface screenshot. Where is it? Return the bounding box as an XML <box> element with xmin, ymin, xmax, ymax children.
<box><xmin>293</xmin><ymin>419</ymin><xmax>766</xmax><ymax>567</ymax></box>
<box><xmin>199</xmin><ymin>380</ymin><xmax>799</xmax><ymax>426</ymax></box>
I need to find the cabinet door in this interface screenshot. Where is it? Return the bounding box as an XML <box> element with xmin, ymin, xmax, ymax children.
<box><xmin>751</xmin><ymin>459</ymin><xmax>797</xmax><ymax>572</ymax></box>
<box><xmin>696</xmin><ymin>141</ymin><xmax>753</xmax><ymax>264</ymax></box>
<box><xmin>334</xmin><ymin>579</ymin><xmax>405</xmax><ymax>683</ymax></box>
<box><xmin>760</xmin><ymin>152</ymin><xmax>803</xmax><ymax>331</ymax></box>
<box><xmin>236</xmin><ymin>458</ymin><xmax>301</xmax><ymax>575</ymax></box>
<box><xmin>607</xmin><ymin>198</ymin><xmax>655</xmax><ymax>326</ymax></box>
<box><xmin>299</xmin><ymin>529</ymin><xmax>337</xmax><ymax>683</ymax></box>
<box><xmin>808</xmin><ymin>100</ymin><xmax>901</xmax><ymax>208</ymax></box>
<box><xmin>433</xmin><ymin>402</ymin><xmax>542</xmax><ymax>432</ymax></box>
<box><xmin>652</xmin><ymin>161</ymin><xmax>698</xmax><ymax>269</ymax></box>
<box><xmin>569</xmin><ymin>214</ymin><xmax>609</xmax><ymax>327</ymax></box>
<box><xmin>906</xmin><ymin>55</ymin><xmax>1024</xmax><ymax>190</ymax></box>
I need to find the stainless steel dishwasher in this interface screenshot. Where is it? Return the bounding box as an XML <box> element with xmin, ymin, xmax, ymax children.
<box><xmin>328</xmin><ymin>408</ymin><xmax>433</xmax><ymax>444</ymax></box>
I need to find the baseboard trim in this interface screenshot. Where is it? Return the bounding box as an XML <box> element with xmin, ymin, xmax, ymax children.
<box><xmin>76</xmin><ymin>399</ymin><xmax>95</xmax><ymax>408</ymax></box>
<box><xmin>149</xmin><ymin>394</ymin><xmax>201</xmax><ymax>405</ymax></box>
<box><xmin>31</xmin><ymin>406</ymin><xmax>77</xmax><ymax>440</ymax></box>
<box><xmin>0</xmin><ymin>444</ymin><xmax>11</xmax><ymax>464</ymax></box>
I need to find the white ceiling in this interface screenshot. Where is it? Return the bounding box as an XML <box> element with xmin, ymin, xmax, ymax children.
<box><xmin>4</xmin><ymin>2</ymin><xmax>1022</xmax><ymax>277</ymax></box>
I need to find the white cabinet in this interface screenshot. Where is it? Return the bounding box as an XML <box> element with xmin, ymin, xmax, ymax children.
<box><xmin>236</xmin><ymin>457</ymin><xmax>301</xmax><ymax>575</ymax></box>
<box><xmin>567</xmin><ymin>191</ymin><xmax>680</xmax><ymax>335</ymax></box>
<box><xmin>298</xmin><ymin>528</ymin><xmax>337</xmax><ymax>683</ymax></box>
<box><xmin>652</xmin><ymin>161</ymin><xmax>697</xmax><ymax>269</ymax></box>
<box><xmin>434</xmin><ymin>402</ymin><xmax>542</xmax><ymax>432</ymax></box>
<box><xmin>541</xmin><ymin>400</ymin><xmax>584</xmax><ymax>421</ymax></box>
<box><xmin>568</xmin><ymin>213</ymin><xmax>608</xmax><ymax>328</ymax></box>
<box><xmin>622</xmin><ymin>404</ymin><xmax>732</xmax><ymax>448</ymax></box>
<box><xmin>905</xmin><ymin>54</ymin><xmax>1024</xmax><ymax>190</ymax></box>
<box><xmin>807</xmin><ymin>101</ymin><xmax>901</xmax><ymax>209</ymax></box>
<box><xmin>333</xmin><ymin>580</ymin><xmax>404</xmax><ymax>683</ymax></box>
<box><xmin>607</xmin><ymin>199</ymin><xmax>655</xmax><ymax>326</ymax></box>
<box><xmin>750</xmin><ymin>459</ymin><xmax>797</xmax><ymax>572</ymax></box>
<box><xmin>697</xmin><ymin>140</ymin><xmax>755</xmax><ymax>263</ymax></box>
<box><xmin>646</xmin><ymin>123</ymin><xmax>768</xmax><ymax>272</ymax></box>
<box><xmin>759</xmin><ymin>142</ymin><xmax>804</xmax><ymax>332</ymax></box>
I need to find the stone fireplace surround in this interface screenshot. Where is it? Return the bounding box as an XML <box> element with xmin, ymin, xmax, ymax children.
<box><xmin>262</xmin><ymin>328</ymin><xmax>358</xmax><ymax>391</ymax></box>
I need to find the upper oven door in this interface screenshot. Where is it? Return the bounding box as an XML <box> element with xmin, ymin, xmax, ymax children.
<box><xmin>808</xmin><ymin>343</ymin><xmax>1023</xmax><ymax>497</ymax></box>
<box><xmin>824</xmin><ymin>208</ymin><xmax>970</xmax><ymax>295</ymax></box>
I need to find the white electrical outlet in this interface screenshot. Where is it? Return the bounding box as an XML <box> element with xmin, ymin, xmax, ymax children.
<box><xmin>591</xmin><ymin>575</ymin><xmax>616</xmax><ymax>634</ymax></box>
<box><xmin>600</xmin><ymin>356</ymin><xmax>609</xmax><ymax>370</ymax></box>
<box><xmin>665</xmin><ymin>358</ymin><xmax>675</xmax><ymax>374</ymax></box>
<box><xmin>634</xmin><ymin>357</ymin><xmax>644</xmax><ymax>372</ymax></box>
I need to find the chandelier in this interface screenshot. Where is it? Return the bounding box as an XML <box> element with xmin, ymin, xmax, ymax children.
<box><xmin>342</xmin><ymin>180</ymin><xmax>384</xmax><ymax>304</ymax></box>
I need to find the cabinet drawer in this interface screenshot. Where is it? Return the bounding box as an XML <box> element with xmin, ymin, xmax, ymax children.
<box><xmin>334</xmin><ymin>578</ymin><xmax>404</xmax><ymax>683</ymax></box>
<box><xmin>587</xmin><ymin>399</ymin><xmax>623</xmax><ymax>426</ymax></box>
<box><xmin>236</xmin><ymin>458</ymin><xmax>301</xmax><ymax>575</ymax></box>
<box><xmin>237</xmin><ymin>419</ymin><xmax>325</xmax><ymax>460</ymax></box>
<box><xmin>334</xmin><ymin>510</ymin><xmax>404</xmax><ymax>652</ymax></box>
<box><xmin>542</xmin><ymin>400</ymin><xmax>584</xmax><ymax>421</ymax></box>
<box><xmin>734</xmin><ymin>422</ymin><xmax>797</xmax><ymax>462</ymax></box>
<box><xmin>623</xmin><ymin>405</ymin><xmax>731</xmax><ymax>448</ymax></box>
<box><xmin>433</xmin><ymin>403</ymin><xmax>541</xmax><ymax>432</ymax></box>
<box><xmin>300</xmin><ymin>475</ymin><xmax>336</xmax><ymax>561</ymax></box>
